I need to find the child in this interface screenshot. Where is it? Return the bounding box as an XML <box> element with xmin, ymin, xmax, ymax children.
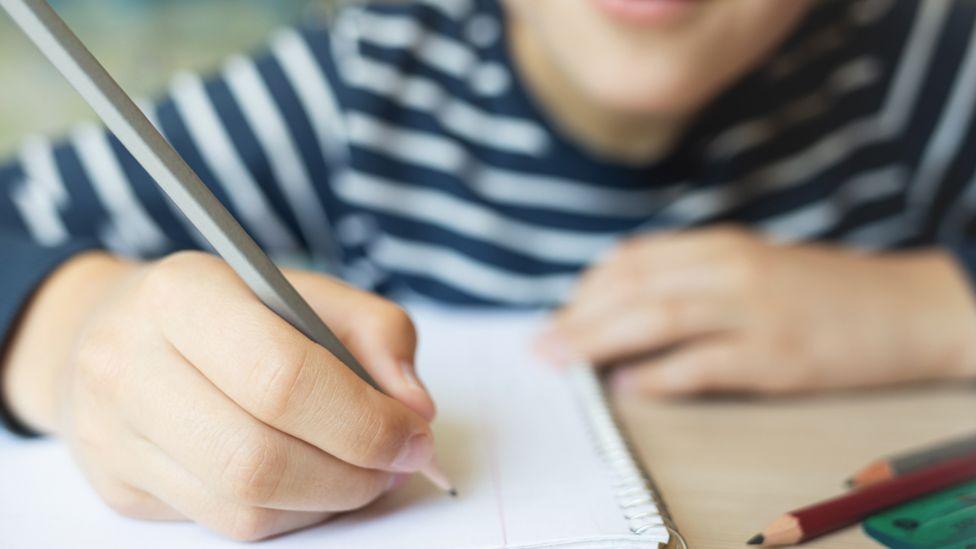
<box><xmin>2</xmin><ymin>0</ymin><xmax>975</xmax><ymax>540</ymax></box>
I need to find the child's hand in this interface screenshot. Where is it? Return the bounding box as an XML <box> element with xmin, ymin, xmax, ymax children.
<box><xmin>2</xmin><ymin>251</ymin><xmax>435</xmax><ymax>540</ymax></box>
<box><xmin>538</xmin><ymin>227</ymin><xmax>976</xmax><ymax>396</ymax></box>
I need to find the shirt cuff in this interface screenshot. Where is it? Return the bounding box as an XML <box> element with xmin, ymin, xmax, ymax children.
<box><xmin>0</xmin><ymin>235</ymin><xmax>100</xmax><ymax>437</ymax></box>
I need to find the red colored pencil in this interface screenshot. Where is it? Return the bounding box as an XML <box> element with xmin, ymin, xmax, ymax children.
<box><xmin>747</xmin><ymin>454</ymin><xmax>976</xmax><ymax>546</ymax></box>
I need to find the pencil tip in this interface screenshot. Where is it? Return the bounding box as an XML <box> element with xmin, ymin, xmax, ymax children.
<box><xmin>747</xmin><ymin>534</ymin><xmax>764</xmax><ymax>545</ymax></box>
<box><xmin>844</xmin><ymin>478</ymin><xmax>855</xmax><ymax>488</ymax></box>
<box><xmin>448</xmin><ymin>488</ymin><xmax>458</xmax><ymax>498</ymax></box>
<box><xmin>420</xmin><ymin>458</ymin><xmax>455</xmax><ymax>495</ymax></box>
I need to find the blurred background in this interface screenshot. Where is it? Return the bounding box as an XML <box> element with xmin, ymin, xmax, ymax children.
<box><xmin>0</xmin><ymin>0</ymin><xmax>327</xmax><ymax>155</ymax></box>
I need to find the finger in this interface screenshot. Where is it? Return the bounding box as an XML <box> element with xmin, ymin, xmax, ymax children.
<box><xmin>570</xmin><ymin>259</ymin><xmax>641</xmax><ymax>313</ymax></box>
<box><xmin>67</xmin><ymin>377</ymin><xmax>185</xmax><ymax>521</ymax></box>
<box><xmin>148</xmin><ymin>254</ymin><xmax>435</xmax><ymax>474</ymax></box>
<box><xmin>579</xmin><ymin>230</ymin><xmax>728</xmax><ymax>296</ymax></box>
<box><xmin>117</xmin><ymin>344</ymin><xmax>394</xmax><ymax>512</ymax></box>
<box><xmin>119</xmin><ymin>434</ymin><xmax>333</xmax><ymax>542</ymax></box>
<box><xmin>609</xmin><ymin>338</ymin><xmax>747</xmax><ymax>396</ymax></box>
<box><xmin>74</xmin><ymin>455</ymin><xmax>184</xmax><ymax>521</ymax></box>
<box><xmin>286</xmin><ymin>270</ymin><xmax>435</xmax><ymax>420</ymax></box>
<box><xmin>606</xmin><ymin>226</ymin><xmax>757</xmax><ymax>268</ymax></box>
<box><xmin>570</xmin><ymin>229</ymin><xmax>758</xmax><ymax>319</ymax></box>
<box><xmin>543</xmin><ymin>297</ymin><xmax>740</xmax><ymax>366</ymax></box>
<box><xmin>566</xmin><ymin>264</ymin><xmax>735</xmax><ymax>329</ymax></box>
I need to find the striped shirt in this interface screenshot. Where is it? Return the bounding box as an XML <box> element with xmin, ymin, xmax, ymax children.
<box><xmin>3</xmin><ymin>0</ymin><xmax>976</xmax><ymax>341</ymax></box>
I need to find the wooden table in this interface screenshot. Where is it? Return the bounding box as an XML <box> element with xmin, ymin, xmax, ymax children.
<box><xmin>617</xmin><ymin>383</ymin><xmax>976</xmax><ymax>548</ymax></box>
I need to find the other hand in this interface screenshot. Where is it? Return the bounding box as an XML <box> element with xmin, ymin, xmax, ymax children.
<box><xmin>538</xmin><ymin>227</ymin><xmax>976</xmax><ymax>396</ymax></box>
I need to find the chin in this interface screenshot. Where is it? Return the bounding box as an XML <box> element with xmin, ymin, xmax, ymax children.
<box><xmin>574</xmin><ymin>64</ymin><xmax>716</xmax><ymax>118</ymax></box>
<box><xmin>505</xmin><ymin>0</ymin><xmax>812</xmax><ymax>120</ymax></box>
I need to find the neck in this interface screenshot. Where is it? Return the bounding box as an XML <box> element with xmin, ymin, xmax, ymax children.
<box><xmin>509</xmin><ymin>20</ymin><xmax>689</xmax><ymax>165</ymax></box>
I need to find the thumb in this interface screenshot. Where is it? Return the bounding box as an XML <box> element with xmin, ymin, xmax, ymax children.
<box><xmin>285</xmin><ymin>270</ymin><xmax>436</xmax><ymax>421</ymax></box>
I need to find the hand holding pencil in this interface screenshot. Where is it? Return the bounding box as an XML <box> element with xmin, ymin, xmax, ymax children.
<box><xmin>0</xmin><ymin>0</ymin><xmax>453</xmax><ymax>541</ymax></box>
<box><xmin>4</xmin><ymin>252</ymin><xmax>446</xmax><ymax>540</ymax></box>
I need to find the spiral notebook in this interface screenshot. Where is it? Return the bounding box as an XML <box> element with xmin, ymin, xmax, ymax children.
<box><xmin>0</xmin><ymin>309</ymin><xmax>686</xmax><ymax>548</ymax></box>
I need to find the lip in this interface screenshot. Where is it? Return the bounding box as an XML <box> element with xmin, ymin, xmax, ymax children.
<box><xmin>591</xmin><ymin>0</ymin><xmax>699</xmax><ymax>26</ymax></box>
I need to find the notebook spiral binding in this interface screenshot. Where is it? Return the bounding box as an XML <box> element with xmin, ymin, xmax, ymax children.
<box><xmin>568</xmin><ymin>363</ymin><xmax>689</xmax><ymax>549</ymax></box>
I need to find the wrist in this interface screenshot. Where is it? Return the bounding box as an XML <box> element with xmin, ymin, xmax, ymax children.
<box><xmin>1</xmin><ymin>252</ymin><xmax>140</xmax><ymax>435</ymax></box>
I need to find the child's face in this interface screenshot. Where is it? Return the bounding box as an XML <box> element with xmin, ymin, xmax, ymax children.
<box><xmin>504</xmin><ymin>0</ymin><xmax>813</xmax><ymax>117</ymax></box>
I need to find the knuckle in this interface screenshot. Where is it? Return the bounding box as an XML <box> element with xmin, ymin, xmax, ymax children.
<box><xmin>699</xmin><ymin>226</ymin><xmax>754</xmax><ymax>259</ymax></box>
<box><xmin>346</xmin><ymin>471</ymin><xmax>391</xmax><ymax>510</ymax></box>
<box><xmin>143</xmin><ymin>251</ymin><xmax>204</xmax><ymax>289</ymax></box>
<box><xmin>365</xmin><ymin>302</ymin><xmax>418</xmax><ymax>342</ymax></box>
<box><xmin>139</xmin><ymin>252</ymin><xmax>206</xmax><ymax>308</ymax></box>
<box><xmin>252</xmin><ymin>337</ymin><xmax>313</xmax><ymax>421</ymax></box>
<box><xmin>725</xmin><ymin>247</ymin><xmax>768</xmax><ymax>290</ymax></box>
<box><xmin>74</xmin><ymin>330</ymin><xmax>123</xmax><ymax>397</ymax></box>
<box><xmin>352</xmin><ymin>409</ymin><xmax>414</xmax><ymax>467</ymax></box>
<box><xmin>157</xmin><ymin>249</ymin><xmax>214</xmax><ymax>272</ymax></box>
<box><xmin>221</xmin><ymin>433</ymin><xmax>287</xmax><ymax>506</ymax></box>
<box><xmin>224</xmin><ymin>507</ymin><xmax>278</xmax><ymax>542</ymax></box>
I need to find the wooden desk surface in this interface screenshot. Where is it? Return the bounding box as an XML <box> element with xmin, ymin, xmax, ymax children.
<box><xmin>617</xmin><ymin>384</ymin><xmax>976</xmax><ymax>548</ymax></box>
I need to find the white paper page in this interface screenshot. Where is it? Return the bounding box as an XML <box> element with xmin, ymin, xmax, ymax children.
<box><xmin>0</xmin><ymin>309</ymin><xmax>657</xmax><ymax>548</ymax></box>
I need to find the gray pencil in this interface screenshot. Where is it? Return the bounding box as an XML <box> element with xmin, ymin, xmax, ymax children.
<box><xmin>1</xmin><ymin>0</ymin><xmax>453</xmax><ymax>494</ymax></box>
<box><xmin>847</xmin><ymin>433</ymin><xmax>976</xmax><ymax>488</ymax></box>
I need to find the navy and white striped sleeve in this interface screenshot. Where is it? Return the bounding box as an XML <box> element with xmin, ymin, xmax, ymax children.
<box><xmin>893</xmin><ymin>0</ymin><xmax>976</xmax><ymax>289</ymax></box>
<box><xmin>0</xmin><ymin>27</ymin><xmax>341</xmax><ymax>429</ymax></box>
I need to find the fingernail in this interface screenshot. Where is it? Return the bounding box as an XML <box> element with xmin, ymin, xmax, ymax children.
<box><xmin>386</xmin><ymin>473</ymin><xmax>410</xmax><ymax>493</ymax></box>
<box><xmin>392</xmin><ymin>433</ymin><xmax>435</xmax><ymax>472</ymax></box>
<box><xmin>399</xmin><ymin>360</ymin><xmax>437</xmax><ymax>421</ymax></box>
<box><xmin>400</xmin><ymin>360</ymin><xmax>425</xmax><ymax>393</ymax></box>
<box><xmin>611</xmin><ymin>369</ymin><xmax>639</xmax><ymax>395</ymax></box>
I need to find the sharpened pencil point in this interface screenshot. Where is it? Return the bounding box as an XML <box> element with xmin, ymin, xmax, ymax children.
<box><xmin>844</xmin><ymin>477</ymin><xmax>855</xmax><ymax>488</ymax></box>
<box><xmin>420</xmin><ymin>457</ymin><xmax>455</xmax><ymax>496</ymax></box>
<box><xmin>747</xmin><ymin>534</ymin><xmax>764</xmax><ymax>545</ymax></box>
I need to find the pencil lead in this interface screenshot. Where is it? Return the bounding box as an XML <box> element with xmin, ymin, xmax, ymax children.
<box><xmin>448</xmin><ymin>488</ymin><xmax>458</xmax><ymax>498</ymax></box>
<box><xmin>746</xmin><ymin>533</ymin><xmax>764</xmax><ymax>545</ymax></box>
<box><xmin>844</xmin><ymin>478</ymin><xmax>855</xmax><ymax>488</ymax></box>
